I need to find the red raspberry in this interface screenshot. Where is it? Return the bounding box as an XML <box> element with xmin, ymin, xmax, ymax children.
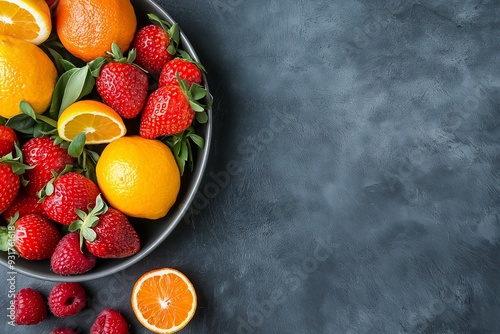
<box><xmin>51</xmin><ymin>328</ymin><xmax>78</xmax><ymax>334</ymax></box>
<box><xmin>48</xmin><ymin>282</ymin><xmax>86</xmax><ymax>317</ymax></box>
<box><xmin>14</xmin><ymin>288</ymin><xmax>47</xmax><ymax>325</ymax></box>
<box><xmin>90</xmin><ymin>308</ymin><xmax>129</xmax><ymax>334</ymax></box>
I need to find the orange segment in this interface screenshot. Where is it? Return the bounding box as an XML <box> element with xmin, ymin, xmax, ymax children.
<box><xmin>57</xmin><ymin>100</ymin><xmax>126</xmax><ymax>144</ymax></box>
<box><xmin>131</xmin><ymin>268</ymin><xmax>197</xmax><ymax>333</ymax></box>
<box><xmin>0</xmin><ymin>0</ymin><xmax>51</xmax><ymax>44</ymax></box>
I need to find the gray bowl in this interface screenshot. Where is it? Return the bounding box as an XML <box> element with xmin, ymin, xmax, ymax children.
<box><xmin>0</xmin><ymin>0</ymin><xmax>211</xmax><ymax>281</ymax></box>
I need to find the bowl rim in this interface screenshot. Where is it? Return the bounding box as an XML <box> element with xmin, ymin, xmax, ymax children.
<box><xmin>0</xmin><ymin>0</ymin><xmax>212</xmax><ymax>282</ymax></box>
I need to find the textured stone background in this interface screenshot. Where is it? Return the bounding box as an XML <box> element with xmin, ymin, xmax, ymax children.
<box><xmin>2</xmin><ymin>0</ymin><xmax>500</xmax><ymax>333</ymax></box>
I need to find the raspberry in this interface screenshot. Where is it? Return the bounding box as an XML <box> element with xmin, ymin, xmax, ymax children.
<box><xmin>14</xmin><ymin>288</ymin><xmax>47</xmax><ymax>325</ymax></box>
<box><xmin>51</xmin><ymin>328</ymin><xmax>78</xmax><ymax>334</ymax></box>
<box><xmin>90</xmin><ymin>308</ymin><xmax>129</xmax><ymax>334</ymax></box>
<box><xmin>48</xmin><ymin>282</ymin><xmax>86</xmax><ymax>317</ymax></box>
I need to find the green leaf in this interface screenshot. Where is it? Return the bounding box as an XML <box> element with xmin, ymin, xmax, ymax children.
<box><xmin>195</xmin><ymin>111</ymin><xmax>208</xmax><ymax>124</ymax></box>
<box><xmin>180</xmin><ymin>141</ymin><xmax>189</xmax><ymax>162</ymax></box>
<box><xmin>190</xmin><ymin>84</ymin><xmax>207</xmax><ymax>100</ymax></box>
<box><xmin>45</xmin><ymin>181</ymin><xmax>54</xmax><ymax>196</ymax></box>
<box><xmin>60</xmin><ymin>59</ymin><xmax>77</xmax><ymax>71</ymax></box>
<box><xmin>19</xmin><ymin>101</ymin><xmax>37</xmax><ymax>120</ymax></box>
<box><xmin>45</xmin><ymin>47</ymin><xmax>65</xmax><ymax>74</ymax></box>
<box><xmin>189</xmin><ymin>133</ymin><xmax>205</xmax><ymax>148</ymax></box>
<box><xmin>0</xmin><ymin>116</ymin><xmax>6</xmax><ymax>125</ymax></box>
<box><xmin>189</xmin><ymin>101</ymin><xmax>205</xmax><ymax>112</ymax></box>
<box><xmin>0</xmin><ymin>226</ymin><xmax>11</xmax><ymax>252</ymax></box>
<box><xmin>148</xmin><ymin>13</ymin><xmax>171</xmax><ymax>31</ymax></box>
<box><xmin>6</xmin><ymin>114</ymin><xmax>35</xmax><ymax>134</ymax></box>
<box><xmin>49</xmin><ymin>68</ymin><xmax>78</xmax><ymax>118</ymax></box>
<box><xmin>60</xmin><ymin>66</ymin><xmax>92</xmax><ymax>113</ymax></box>
<box><xmin>82</xmin><ymin>227</ymin><xmax>97</xmax><ymax>242</ymax></box>
<box><xmin>89</xmin><ymin>57</ymin><xmax>107</xmax><ymax>77</ymax></box>
<box><xmin>68</xmin><ymin>132</ymin><xmax>86</xmax><ymax>158</ymax></box>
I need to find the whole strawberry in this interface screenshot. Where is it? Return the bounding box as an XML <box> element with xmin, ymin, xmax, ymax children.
<box><xmin>158</xmin><ymin>58</ymin><xmax>203</xmax><ymax>88</ymax></box>
<box><xmin>22</xmin><ymin>137</ymin><xmax>75</xmax><ymax>196</ymax></box>
<box><xmin>13</xmin><ymin>288</ymin><xmax>47</xmax><ymax>325</ymax></box>
<box><xmin>2</xmin><ymin>190</ymin><xmax>47</xmax><ymax>222</ymax></box>
<box><xmin>96</xmin><ymin>44</ymin><xmax>148</xmax><ymax>119</ymax></box>
<box><xmin>70</xmin><ymin>195</ymin><xmax>140</xmax><ymax>258</ymax></box>
<box><xmin>139</xmin><ymin>80</ymin><xmax>209</xmax><ymax>138</ymax></box>
<box><xmin>43</xmin><ymin>172</ymin><xmax>100</xmax><ymax>225</ymax></box>
<box><xmin>0</xmin><ymin>124</ymin><xmax>18</xmax><ymax>157</ymax></box>
<box><xmin>132</xmin><ymin>14</ymin><xmax>179</xmax><ymax>74</ymax></box>
<box><xmin>90</xmin><ymin>308</ymin><xmax>129</xmax><ymax>334</ymax></box>
<box><xmin>51</xmin><ymin>232</ymin><xmax>96</xmax><ymax>275</ymax></box>
<box><xmin>0</xmin><ymin>213</ymin><xmax>61</xmax><ymax>260</ymax></box>
<box><xmin>48</xmin><ymin>282</ymin><xmax>86</xmax><ymax>317</ymax></box>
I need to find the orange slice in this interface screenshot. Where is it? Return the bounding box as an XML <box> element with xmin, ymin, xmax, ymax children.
<box><xmin>131</xmin><ymin>268</ymin><xmax>197</xmax><ymax>333</ymax></box>
<box><xmin>57</xmin><ymin>100</ymin><xmax>126</xmax><ymax>144</ymax></box>
<box><xmin>0</xmin><ymin>0</ymin><xmax>52</xmax><ymax>45</ymax></box>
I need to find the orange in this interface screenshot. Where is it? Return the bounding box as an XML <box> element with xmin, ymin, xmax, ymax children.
<box><xmin>0</xmin><ymin>35</ymin><xmax>57</xmax><ymax>119</ymax></box>
<box><xmin>95</xmin><ymin>136</ymin><xmax>180</xmax><ymax>220</ymax></box>
<box><xmin>55</xmin><ymin>0</ymin><xmax>137</xmax><ymax>62</ymax></box>
<box><xmin>131</xmin><ymin>268</ymin><xmax>197</xmax><ymax>333</ymax></box>
<box><xmin>57</xmin><ymin>100</ymin><xmax>127</xmax><ymax>144</ymax></box>
<box><xmin>0</xmin><ymin>0</ymin><xmax>51</xmax><ymax>44</ymax></box>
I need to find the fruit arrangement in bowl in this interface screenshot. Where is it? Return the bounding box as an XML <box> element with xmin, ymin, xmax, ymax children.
<box><xmin>0</xmin><ymin>0</ymin><xmax>212</xmax><ymax>281</ymax></box>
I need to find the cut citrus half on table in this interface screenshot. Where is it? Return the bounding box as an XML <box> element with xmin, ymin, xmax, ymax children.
<box><xmin>131</xmin><ymin>268</ymin><xmax>197</xmax><ymax>333</ymax></box>
<box><xmin>0</xmin><ymin>0</ymin><xmax>52</xmax><ymax>45</ymax></box>
<box><xmin>57</xmin><ymin>100</ymin><xmax>126</xmax><ymax>144</ymax></box>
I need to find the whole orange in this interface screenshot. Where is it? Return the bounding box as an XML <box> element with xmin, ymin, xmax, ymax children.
<box><xmin>0</xmin><ymin>35</ymin><xmax>57</xmax><ymax>118</ymax></box>
<box><xmin>55</xmin><ymin>0</ymin><xmax>137</xmax><ymax>62</ymax></box>
<box><xmin>96</xmin><ymin>136</ymin><xmax>180</xmax><ymax>220</ymax></box>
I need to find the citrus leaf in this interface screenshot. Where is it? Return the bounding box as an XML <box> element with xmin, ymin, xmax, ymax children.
<box><xmin>19</xmin><ymin>101</ymin><xmax>37</xmax><ymax>120</ymax></box>
<box><xmin>49</xmin><ymin>68</ymin><xmax>78</xmax><ymax>118</ymax></box>
<box><xmin>89</xmin><ymin>57</ymin><xmax>107</xmax><ymax>77</ymax></box>
<box><xmin>60</xmin><ymin>66</ymin><xmax>93</xmax><ymax>113</ymax></box>
<box><xmin>68</xmin><ymin>132</ymin><xmax>86</xmax><ymax>158</ymax></box>
<box><xmin>6</xmin><ymin>114</ymin><xmax>35</xmax><ymax>134</ymax></box>
<box><xmin>60</xmin><ymin>59</ymin><xmax>77</xmax><ymax>72</ymax></box>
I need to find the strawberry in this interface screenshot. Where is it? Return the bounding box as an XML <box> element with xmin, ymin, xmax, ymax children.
<box><xmin>48</xmin><ymin>282</ymin><xmax>86</xmax><ymax>317</ymax></box>
<box><xmin>139</xmin><ymin>79</ymin><xmax>209</xmax><ymax>138</ymax></box>
<box><xmin>43</xmin><ymin>172</ymin><xmax>100</xmax><ymax>225</ymax></box>
<box><xmin>22</xmin><ymin>137</ymin><xmax>75</xmax><ymax>197</ymax></box>
<box><xmin>51</xmin><ymin>232</ymin><xmax>96</xmax><ymax>275</ymax></box>
<box><xmin>95</xmin><ymin>44</ymin><xmax>148</xmax><ymax>119</ymax></box>
<box><xmin>131</xmin><ymin>14</ymin><xmax>179</xmax><ymax>74</ymax></box>
<box><xmin>158</xmin><ymin>58</ymin><xmax>203</xmax><ymax>88</ymax></box>
<box><xmin>70</xmin><ymin>195</ymin><xmax>140</xmax><ymax>258</ymax></box>
<box><xmin>0</xmin><ymin>213</ymin><xmax>61</xmax><ymax>260</ymax></box>
<box><xmin>90</xmin><ymin>308</ymin><xmax>129</xmax><ymax>334</ymax></box>
<box><xmin>2</xmin><ymin>190</ymin><xmax>47</xmax><ymax>223</ymax></box>
<box><xmin>13</xmin><ymin>288</ymin><xmax>47</xmax><ymax>325</ymax></box>
<box><xmin>0</xmin><ymin>152</ymin><xmax>31</xmax><ymax>214</ymax></box>
<box><xmin>0</xmin><ymin>124</ymin><xmax>18</xmax><ymax>157</ymax></box>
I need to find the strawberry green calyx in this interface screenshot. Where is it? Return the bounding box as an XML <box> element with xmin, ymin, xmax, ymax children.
<box><xmin>176</xmin><ymin>73</ymin><xmax>211</xmax><ymax>124</ymax></box>
<box><xmin>176</xmin><ymin>49</ymin><xmax>207</xmax><ymax>73</ymax></box>
<box><xmin>0</xmin><ymin>151</ymin><xmax>32</xmax><ymax>176</ymax></box>
<box><xmin>164</xmin><ymin>126</ymin><xmax>204</xmax><ymax>176</ymax></box>
<box><xmin>68</xmin><ymin>194</ymin><xmax>108</xmax><ymax>248</ymax></box>
<box><xmin>37</xmin><ymin>164</ymin><xmax>73</xmax><ymax>200</ymax></box>
<box><xmin>147</xmin><ymin>13</ymin><xmax>180</xmax><ymax>55</ymax></box>
<box><xmin>0</xmin><ymin>212</ymin><xmax>19</xmax><ymax>252</ymax></box>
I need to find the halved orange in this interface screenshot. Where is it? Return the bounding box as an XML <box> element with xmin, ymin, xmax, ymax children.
<box><xmin>0</xmin><ymin>0</ymin><xmax>52</xmax><ymax>45</ymax></box>
<box><xmin>57</xmin><ymin>100</ymin><xmax>126</xmax><ymax>144</ymax></box>
<box><xmin>131</xmin><ymin>268</ymin><xmax>197</xmax><ymax>333</ymax></box>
